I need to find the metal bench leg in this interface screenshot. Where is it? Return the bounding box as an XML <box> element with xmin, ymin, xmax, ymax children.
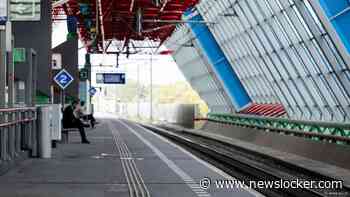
<box><xmin>52</xmin><ymin>140</ymin><xmax>57</xmax><ymax>148</ymax></box>
<box><xmin>61</xmin><ymin>132</ymin><xmax>68</xmax><ymax>144</ymax></box>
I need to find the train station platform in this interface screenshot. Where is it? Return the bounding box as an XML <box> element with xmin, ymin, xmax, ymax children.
<box><xmin>0</xmin><ymin>115</ymin><xmax>262</xmax><ymax>197</ymax></box>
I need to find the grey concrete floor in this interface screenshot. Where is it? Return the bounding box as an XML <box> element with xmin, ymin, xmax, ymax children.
<box><xmin>0</xmin><ymin>116</ymin><xmax>262</xmax><ymax>197</ymax></box>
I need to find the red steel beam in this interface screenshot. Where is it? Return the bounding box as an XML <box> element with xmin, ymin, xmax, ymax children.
<box><xmin>53</xmin><ymin>0</ymin><xmax>199</xmax><ymax>53</ymax></box>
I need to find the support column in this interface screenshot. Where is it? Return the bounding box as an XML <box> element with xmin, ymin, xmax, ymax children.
<box><xmin>7</xmin><ymin>23</ymin><xmax>13</xmax><ymax>107</ymax></box>
<box><xmin>25</xmin><ymin>50</ymin><xmax>33</xmax><ymax>106</ymax></box>
<box><xmin>0</xmin><ymin>29</ymin><xmax>6</xmax><ymax>161</ymax></box>
<box><xmin>0</xmin><ymin>29</ymin><xmax>6</xmax><ymax>107</ymax></box>
<box><xmin>7</xmin><ymin>24</ymin><xmax>15</xmax><ymax>159</ymax></box>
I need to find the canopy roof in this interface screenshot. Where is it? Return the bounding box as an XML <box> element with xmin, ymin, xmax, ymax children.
<box><xmin>53</xmin><ymin>0</ymin><xmax>199</xmax><ymax>53</ymax></box>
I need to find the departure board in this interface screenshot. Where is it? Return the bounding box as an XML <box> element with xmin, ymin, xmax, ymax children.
<box><xmin>96</xmin><ymin>73</ymin><xmax>126</xmax><ymax>84</ymax></box>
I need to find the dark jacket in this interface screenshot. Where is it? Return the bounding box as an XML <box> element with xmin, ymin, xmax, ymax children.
<box><xmin>62</xmin><ymin>105</ymin><xmax>75</xmax><ymax>128</ymax></box>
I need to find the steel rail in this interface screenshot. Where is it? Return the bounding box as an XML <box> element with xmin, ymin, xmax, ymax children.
<box><xmin>142</xmin><ymin>124</ymin><xmax>349</xmax><ymax>197</ymax></box>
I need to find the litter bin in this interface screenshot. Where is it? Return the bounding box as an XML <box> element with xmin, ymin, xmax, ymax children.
<box><xmin>50</xmin><ymin>104</ymin><xmax>62</xmax><ymax>141</ymax></box>
<box><xmin>37</xmin><ymin>106</ymin><xmax>52</xmax><ymax>158</ymax></box>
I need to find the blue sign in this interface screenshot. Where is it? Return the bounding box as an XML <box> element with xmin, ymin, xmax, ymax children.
<box><xmin>54</xmin><ymin>69</ymin><xmax>74</xmax><ymax>90</ymax></box>
<box><xmin>0</xmin><ymin>1</ymin><xmax>7</xmax><ymax>25</ymax></box>
<box><xmin>89</xmin><ymin>87</ymin><xmax>97</xmax><ymax>96</ymax></box>
<box><xmin>0</xmin><ymin>16</ymin><xmax>7</xmax><ymax>25</ymax></box>
<box><xmin>96</xmin><ymin>73</ymin><xmax>126</xmax><ymax>84</ymax></box>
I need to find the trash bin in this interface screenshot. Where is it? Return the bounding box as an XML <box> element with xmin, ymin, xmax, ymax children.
<box><xmin>50</xmin><ymin>104</ymin><xmax>62</xmax><ymax>141</ymax></box>
<box><xmin>37</xmin><ymin>106</ymin><xmax>52</xmax><ymax>158</ymax></box>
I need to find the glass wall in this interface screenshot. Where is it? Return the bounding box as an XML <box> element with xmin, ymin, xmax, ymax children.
<box><xmin>165</xmin><ymin>26</ymin><xmax>234</xmax><ymax>113</ymax></box>
<box><xmin>195</xmin><ymin>0</ymin><xmax>350</xmax><ymax>122</ymax></box>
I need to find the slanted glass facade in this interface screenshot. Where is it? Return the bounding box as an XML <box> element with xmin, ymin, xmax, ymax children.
<box><xmin>165</xmin><ymin>27</ymin><xmax>234</xmax><ymax>113</ymax></box>
<box><xmin>169</xmin><ymin>0</ymin><xmax>350</xmax><ymax>122</ymax></box>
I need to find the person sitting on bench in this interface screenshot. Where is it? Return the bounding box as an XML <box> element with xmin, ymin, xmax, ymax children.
<box><xmin>76</xmin><ymin>101</ymin><xmax>98</xmax><ymax>128</ymax></box>
<box><xmin>62</xmin><ymin>100</ymin><xmax>90</xmax><ymax>144</ymax></box>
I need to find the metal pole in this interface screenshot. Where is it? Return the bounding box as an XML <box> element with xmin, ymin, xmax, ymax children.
<box><xmin>0</xmin><ymin>29</ymin><xmax>6</xmax><ymax>160</ymax></box>
<box><xmin>86</xmin><ymin>54</ymin><xmax>92</xmax><ymax>113</ymax></box>
<box><xmin>38</xmin><ymin>106</ymin><xmax>52</xmax><ymax>158</ymax></box>
<box><xmin>0</xmin><ymin>29</ymin><xmax>6</xmax><ymax>107</ymax></box>
<box><xmin>150</xmin><ymin>53</ymin><xmax>153</xmax><ymax>122</ymax></box>
<box><xmin>31</xmin><ymin>50</ymin><xmax>37</xmax><ymax>106</ymax></box>
<box><xmin>0</xmin><ymin>0</ymin><xmax>9</xmax><ymax>159</ymax></box>
<box><xmin>61</xmin><ymin>90</ymin><xmax>65</xmax><ymax>109</ymax></box>
<box><xmin>88</xmin><ymin>80</ymin><xmax>92</xmax><ymax>113</ymax></box>
<box><xmin>30</xmin><ymin>50</ymin><xmax>38</xmax><ymax>157</ymax></box>
<box><xmin>0</xmin><ymin>0</ymin><xmax>12</xmax><ymax>160</ymax></box>
<box><xmin>7</xmin><ymin>28</ymin><xmax>13</xmax><ymax>107</ymax></box>
<box><xmin>0</xmin><ymin>0</ymin><xmax>9</xmax><ymax>107</ymax></box>
<box><xmin>23</xmin><ymin>50</ymin><xmax>33</xmax><ymax>152</ymax></box>
<box><xmin>25</xmin><ymin>50</ymin><xmax>33</xmax><ymax>106</ymax></box>
<box><xmin>7</xmin><ymin>29</ymin><xmax>15</xmax><ymax>159</ymax></box>
<box><xmin>137</xmin><ymin>63</ymin><xmax>140</xmax><ymax>119</ymax></box>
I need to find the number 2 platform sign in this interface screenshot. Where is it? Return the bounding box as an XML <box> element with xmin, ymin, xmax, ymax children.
<box><xmin>54</xmin><ymin>69</ymin><xmax>74</xmax><ymax>90</ymax></box>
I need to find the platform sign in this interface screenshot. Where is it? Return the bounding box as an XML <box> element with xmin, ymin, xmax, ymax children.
<box><xmin>96</xmin><ymin>73</ymin><xmax>126</xmax><ymax>84</ymax></box>
<box><xmin>54</xmin><ymin>69</ymin><xmax>74</xmax><ymax>90</ymax></box>
<box><xmin>89</xmin><ymin>87</ymin><xmax>97</xmax><ymax>96</ymax></box>
<box><xmin>104</xmin><ymin>73</ymin><xmax>126</xmax><ymax>84</ymax></box>
<box><xmin>79</xmin><ymin>68</ymin><xmax>89</xmax><ymax>81</ymax></box>
<box><xmin>13</xmin><ymin>48</ymin><xmax>26</xmax><ymax>62</ymax></box>
<box><xmin>52</xmin><ymin>53</ymin><xmax>62</xmax><ymax>70</ymax></box>
<box><xmin>10</xmin><ymin>0</ymin><xmax>41</xmax><ymax>21</ymax></box>
<box><xmin>0</xmin><ymin>0</ymin><xmax>7</xmax><ymax>25</ymax></box>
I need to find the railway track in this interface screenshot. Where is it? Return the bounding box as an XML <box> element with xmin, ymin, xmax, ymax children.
<box><xmin>141</xmin><ymin>124</ymin><xmax>349</xmax><ymax>197</ymax></box>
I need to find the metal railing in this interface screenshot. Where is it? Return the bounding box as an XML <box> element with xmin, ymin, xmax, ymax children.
<box><xmin>0</xmin><ymin>107</ymin><xmax>37</xmax><ymax>161</ymax></box>
<box><xmin>202</xmin><ymin>113</ymin><xmax>350</xmax><ymax>145</ymax></box>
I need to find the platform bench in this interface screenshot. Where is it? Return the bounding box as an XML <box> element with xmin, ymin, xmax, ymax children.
<box><xmin>61</xmin><ymin>128</ymin><xmax>79</xmax><ymax>144</ymax></box>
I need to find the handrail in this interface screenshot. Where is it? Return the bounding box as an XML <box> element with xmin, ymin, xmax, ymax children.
<box><xmin>0</xmin><ymin>107</ymin><xmax>37</xmax><ymax>128</ymax></box>
<box><xmin>0</xmin><ymin>118</ymin><xmax>36</xmax><ymax>128</ymax></box>
<box><xmin>0</xmin><ymin>107</ymin><xmax>36</xmax><ymax>113</ymax></box>
<box><xmin>0</xmin><ymin>107</ymin><xmax>38</xmax><ymax>161</ymax></box>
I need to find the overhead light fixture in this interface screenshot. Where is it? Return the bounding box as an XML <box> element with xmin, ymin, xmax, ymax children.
<box><xmin>152</xmin><ymin>0</ymin><xmax>161</xmax><ymax>7</ymax></box>
<box><xmin>135</xmin><ymin>8</ymin><xmax>143</xmax><ymax>35</ymax></box>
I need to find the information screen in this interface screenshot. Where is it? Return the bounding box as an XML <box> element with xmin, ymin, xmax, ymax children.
<box><xmin>96</xmin><ymin>73</ymin><xmax>126</xmax><ymax>84</ymax></box>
